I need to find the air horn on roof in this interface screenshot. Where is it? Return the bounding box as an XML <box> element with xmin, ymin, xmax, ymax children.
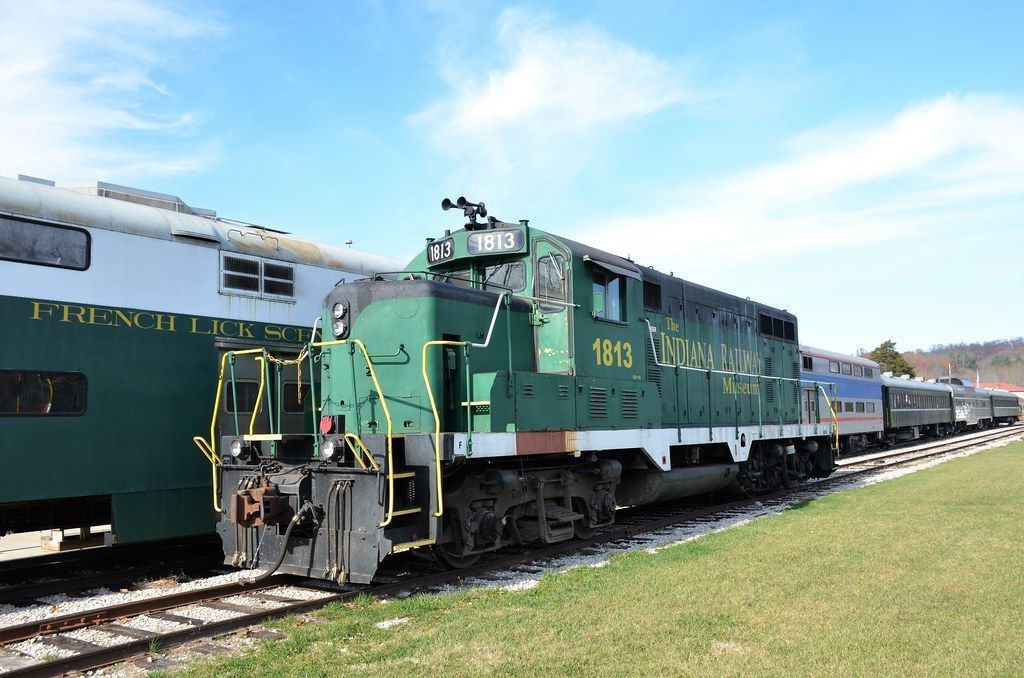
<box><xmin>441</xmin><ymin>196</ymin><xmax>487</xmax><ymax>229</ymax></box>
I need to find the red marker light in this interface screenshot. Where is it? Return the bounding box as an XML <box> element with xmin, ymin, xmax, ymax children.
<box><xmin>319</xmin><ymin>416</ymin><xmax>333</xmax><ymax>434</ymax></box>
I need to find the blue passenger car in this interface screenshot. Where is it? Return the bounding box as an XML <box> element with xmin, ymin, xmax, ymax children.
<box><xmin>799</xmin><ymin>346</ymin><xmax>883</xmax><ymax>453</ymax></box>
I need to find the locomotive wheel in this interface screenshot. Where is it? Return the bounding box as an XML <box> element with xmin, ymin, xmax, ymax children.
<box><xmin>573</xmin><ymin>520</ymin><xmax>596</xmax><ymax>539</ymax></box>
<box><xmin>432</xmin><ymin>543</ymin><xmax>482</xmax><ymax>569</ymax></box>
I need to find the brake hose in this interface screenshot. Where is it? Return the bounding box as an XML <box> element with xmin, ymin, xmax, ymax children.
<box><xmin>240</xmin><ymin>501</ymin><xmax>315</xmax><ymax>585</ymax></box>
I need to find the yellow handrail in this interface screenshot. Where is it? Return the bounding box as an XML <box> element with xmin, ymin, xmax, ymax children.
<box><xmin>192</xmin><ymin>436</ymin><xmax>222</xmax><ymax>511</ymax></box>
<box><xmin>251</xmin><ymin>355</ymin><xmax>267</xmax><ymax>436</ymax></box>
<box><xmin>343</xmin><ymin>433</ymin><xmax>381</xmax><ymax>471</ymax></box>
<box><xmin>421</xmin><ymin>339</ymin><xmax>468</xmax><ymax>519</ymax></box>
<box><xmin>193</xmin><ymin>348</ymin><xmax>264</xmax><ymax>512</ymax></box>
<box><xmin>310</xmin><ymin>339</ymin><xmax>396</xmax><ymax>527</ymax></box>
<box><xmin>816</xmin><ymin>384</ymin><xmax>841</xmax><ymax>456</ymax></box>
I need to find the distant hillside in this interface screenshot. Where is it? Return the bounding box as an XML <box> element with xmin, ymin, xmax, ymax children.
<box><xmin>902</xmin><ymin>338</ymin><xmax>1024</xmax><ymax>385</ymax></box>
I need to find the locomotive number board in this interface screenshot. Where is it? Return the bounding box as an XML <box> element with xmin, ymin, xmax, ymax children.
<box><xmin>426</xmin><ymin>229</ymin><xmax>526</xmax><ymax>265</ymax></box>
<box><xmin>466</xmin><ymin>229</ymin><xmax>525</xmax><ymax>256</ymax></box>
<box><xmin>426</xmin><ymin>237</ymin><xmax>455</xmax><ymax>264</ymax></box>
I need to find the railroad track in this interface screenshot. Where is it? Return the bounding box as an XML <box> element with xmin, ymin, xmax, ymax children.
<box><xmin>0</xmin><ymin>536</ymin><xmax>222</xmax><ymax>608</ymax></box>
<box><xmin>0</xmin><ymin>556</ymin><xmax>225</xmax><ymax>606</ymax></box>
<box><xmin>1</xmin><ymin>425</ymin><xmax>1019</xmax><ymax>677</ymax></box>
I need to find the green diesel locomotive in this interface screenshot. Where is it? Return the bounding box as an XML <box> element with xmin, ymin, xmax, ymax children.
<box><xmin>208</xmin><ymin>199</ymin><xmax>837</xmax><ymax>583</ymax></box>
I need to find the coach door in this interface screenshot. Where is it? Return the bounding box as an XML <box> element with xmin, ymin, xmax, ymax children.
<box><xmin>532</xmin><ymin>239</ymin><xmax>573</xmax><ymax>374</ymax></box>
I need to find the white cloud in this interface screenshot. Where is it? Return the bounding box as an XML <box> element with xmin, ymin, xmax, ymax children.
<box><xmin>588</xmin><ymin>93</ymin><xmax>1024</xmax><ymax>274</ymax></box>
<box><xmin>0</xmin><ymin>0</ymin><xmax>224</xmax><ymax>183</ymax></box>
<box><xmin>412</xmin><ymin>8</ymin><xmax>704</xmax><ymax>179</ymax></box>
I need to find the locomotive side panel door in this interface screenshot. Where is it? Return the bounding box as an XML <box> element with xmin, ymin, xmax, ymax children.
<box><xmin>803</xmin><ymin>387</ymin><xmax>818</xmax><ymax>424</ymax></box>
<box><xmin>532</xmin><ymin>239</ymin><xmax>573</xmax><ymax>374</ymax></box>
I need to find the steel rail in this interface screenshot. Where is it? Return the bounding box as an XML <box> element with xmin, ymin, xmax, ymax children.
<box><xmin>0</xmin><ymin>556</ymin><xmax>223</xmax><ymax>605</ymax></box>
<box><xmin>0</xmin><ymin>576</ymin><xmax>303</xmax><ymax>645</ymax></box>
<box><xmin>836</xmin><ymin>426</ymin><xmax>1020</xmax><ymax>467</ymax></box>
<box><xmin>4</xmin><ymin>426</ymin><xmax>1020</xmax><ymax>677</ymax></box>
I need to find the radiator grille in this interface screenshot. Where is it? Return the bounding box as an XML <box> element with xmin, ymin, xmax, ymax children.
<box><xmin>766</xmin><ymin>380</ymin><xmax>776</xmax><ymax>403</ymax></box>
<box><xmin>556</xmin><ymin>384</ymin><xmax>570</xmax><ymax>399</ymax></box>
<box><xmin>621</xmin><ymin>389</ymin><xmax>639</xmax><ymax>418</ymax></box>
<box><xmin>589</xmin><ymin>387</ymin><xmax>608</xmax><ymax>419</ymax></box>
<box><xmin>521</xmin><ymin>383</ymin><xmax>535</xmax><ymax>398</ymax></box>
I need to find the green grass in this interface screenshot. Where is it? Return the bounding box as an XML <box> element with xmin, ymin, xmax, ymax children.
<box><xmin>177</xmin><ymin>442</ymin><xmax>1024</xmax><ymax>677</ymax></box>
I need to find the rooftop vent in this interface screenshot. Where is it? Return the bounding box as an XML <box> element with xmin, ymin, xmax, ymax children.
<box><xmin>17</xmin><ymin>174</ymin><xmax>55</xmax><ymax>186</ymax></box>
<box><xmin>62</xmin><ymin>181</ymin><xmax>216</xmax><ymax>217</ymax></box>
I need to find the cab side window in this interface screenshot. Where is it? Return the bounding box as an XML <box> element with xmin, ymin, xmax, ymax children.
<box><xmin>535</xmin><ymin>253</ymin><xmax>566</xmax><ymax>311</ymax></box>
<box><xmin>592</xmin><ymin>270</ymin><xmax>626</xmax><ymax>321</ymax></box>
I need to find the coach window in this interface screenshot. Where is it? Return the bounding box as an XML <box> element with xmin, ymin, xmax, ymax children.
<box><xmin>856</xmin><ymin>402</ymin><xmax>865</xmax><ymax>413</ymax></box>
<box><xmin>844</xmin><ymin>402</ymin><xmax>854</xmax><ymax>413</ymax></box>
<box><xmin>864</xmin><ymin>368</ymin><xmax>873</xmax><ymax>379</ymax></box>
<box><xmin>841</xmin><ymin>363</ymin><xmax>852</xmax><ymax>375</ymax></box>
<box><xmin>867</xmin><ymin>402</ymin><xmax>876</xmax><ymax>413</ymax></box>
<box><xmin>854</xmin><ymin>365</ymin><xmax>863</xmax><ymax>377</ymax></box>
<box><xmin>0</xmin><ymin>371</ymin><xmax>87</xmax><ymax>415</ymax></box>
<box><xmin>592</xmin><ymin>269</ymin><xmax>626</xmax><ymax>322</ymax></box>
<box><xmin>0</xmin><ymin>216</ymin><xmax>90</xmax><ymax>271</ymax></box>
<box><xmin>802</xmin><ymin>356</ymin><xmax>813</xmax><ymax>370</ymax></box>
<box><xmin>829</xmin><ymin>361</ymin><xmax>840</xmax><ymax>374</ymax></box>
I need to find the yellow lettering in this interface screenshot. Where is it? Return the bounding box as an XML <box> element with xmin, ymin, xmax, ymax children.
<box><xmin>87</xmin><ymin>307</ymin><xmax>113</xmax><ymax>326</ymax></box>
<box><xmin>30</xmin><ymin>301</ymin><xmax>58</xmax><ymax>320</ymax></box>
<box><xmin>134</xmin><ymin>312</ymin><xmax>155</xmax><ymax>330</ymax></box>
<box><xmin>152</xmin><ymin>314</ymin><xmax>174</xmax><ymax>332</ymax></box>
<box><xmin>264</xmin><ymin>325</ymin><xmax>283</xmax><ymax>341</ymax></box>
<box><xmin>190</xmin><ymin>317</ymin><xmax>213</xmax><ymax>335</ymax></box>
<box><xmin>239</xmin><ymin>322</ymin><xmax>254</xmax><ymax>339</ymax></box>
<box><xmin>61</xmin><ymin>305</ymin><xmax>86</xmax><ymax>323</ymax></box>
<box><xmin>114</xmin><ymin>309</ymin><xmax>133</xmax><ymax>328</ymax></box>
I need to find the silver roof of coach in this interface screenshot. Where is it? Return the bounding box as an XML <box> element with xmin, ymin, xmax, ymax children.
<box><xmin>800</xmin><ymin>345</ymin><xmax>880</xmax><ymax>369</ymax></box>
<box><xmin>0</xmin><ymin>176</ymin><xmax>404</xmax><ymax>275</ymax></box>
<box><xmin>881</xmin><ymin>374</ymin><xmax>953</xmax><ymax>393</ymax></box>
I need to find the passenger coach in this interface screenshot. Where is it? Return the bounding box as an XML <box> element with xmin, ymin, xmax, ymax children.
<box><xmin>0</xmin><ymin>176</ymin><xmax>401</xmax><ymax>547</ymax></box>
<box><xmin>799</xmin><ymin>346</ymin><xmax>883</xmax><ymax>453</ymax></box>
<box><xmin>881</xmin><ymin>375</ymin><xmax>954</xmax><ymax>442</ymax></box>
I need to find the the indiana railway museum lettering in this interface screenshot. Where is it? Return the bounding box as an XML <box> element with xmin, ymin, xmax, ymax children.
<box><xmin>0</xmin><ymin>176</ymin><xmax>402</xmax><ymax>545</ymax></box>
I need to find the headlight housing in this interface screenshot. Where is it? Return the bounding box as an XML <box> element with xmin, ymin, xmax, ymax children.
<box><xmin>332</xmin><ymin>302</ymin><xmax>348</xmax><ymax>320</ymax></box>
<box><xmin>229</xmin><ymin>439</ymin><xmax>243</xmax><ymax>458</ymax></box>
<box><xmin>332</xmin><ymin>319</ymin><xmax>348</xmax><ymax>338</ymax></box>
<box><xmin>322</xmin><ymin>437</ymin><xmax>337</xmax><ymax>460</ymax></box>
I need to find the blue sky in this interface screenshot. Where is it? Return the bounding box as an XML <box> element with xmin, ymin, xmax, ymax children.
<box><xmin>1</xmin><ymin>0</ymin><xmax>1022</xmax><ymax>357</ymax></box>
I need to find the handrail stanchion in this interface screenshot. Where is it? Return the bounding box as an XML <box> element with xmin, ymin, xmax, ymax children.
<box><xmin>228</xmin><ymin>356</ymin><xmax>240</xmax><ymax>436</ymax></box>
